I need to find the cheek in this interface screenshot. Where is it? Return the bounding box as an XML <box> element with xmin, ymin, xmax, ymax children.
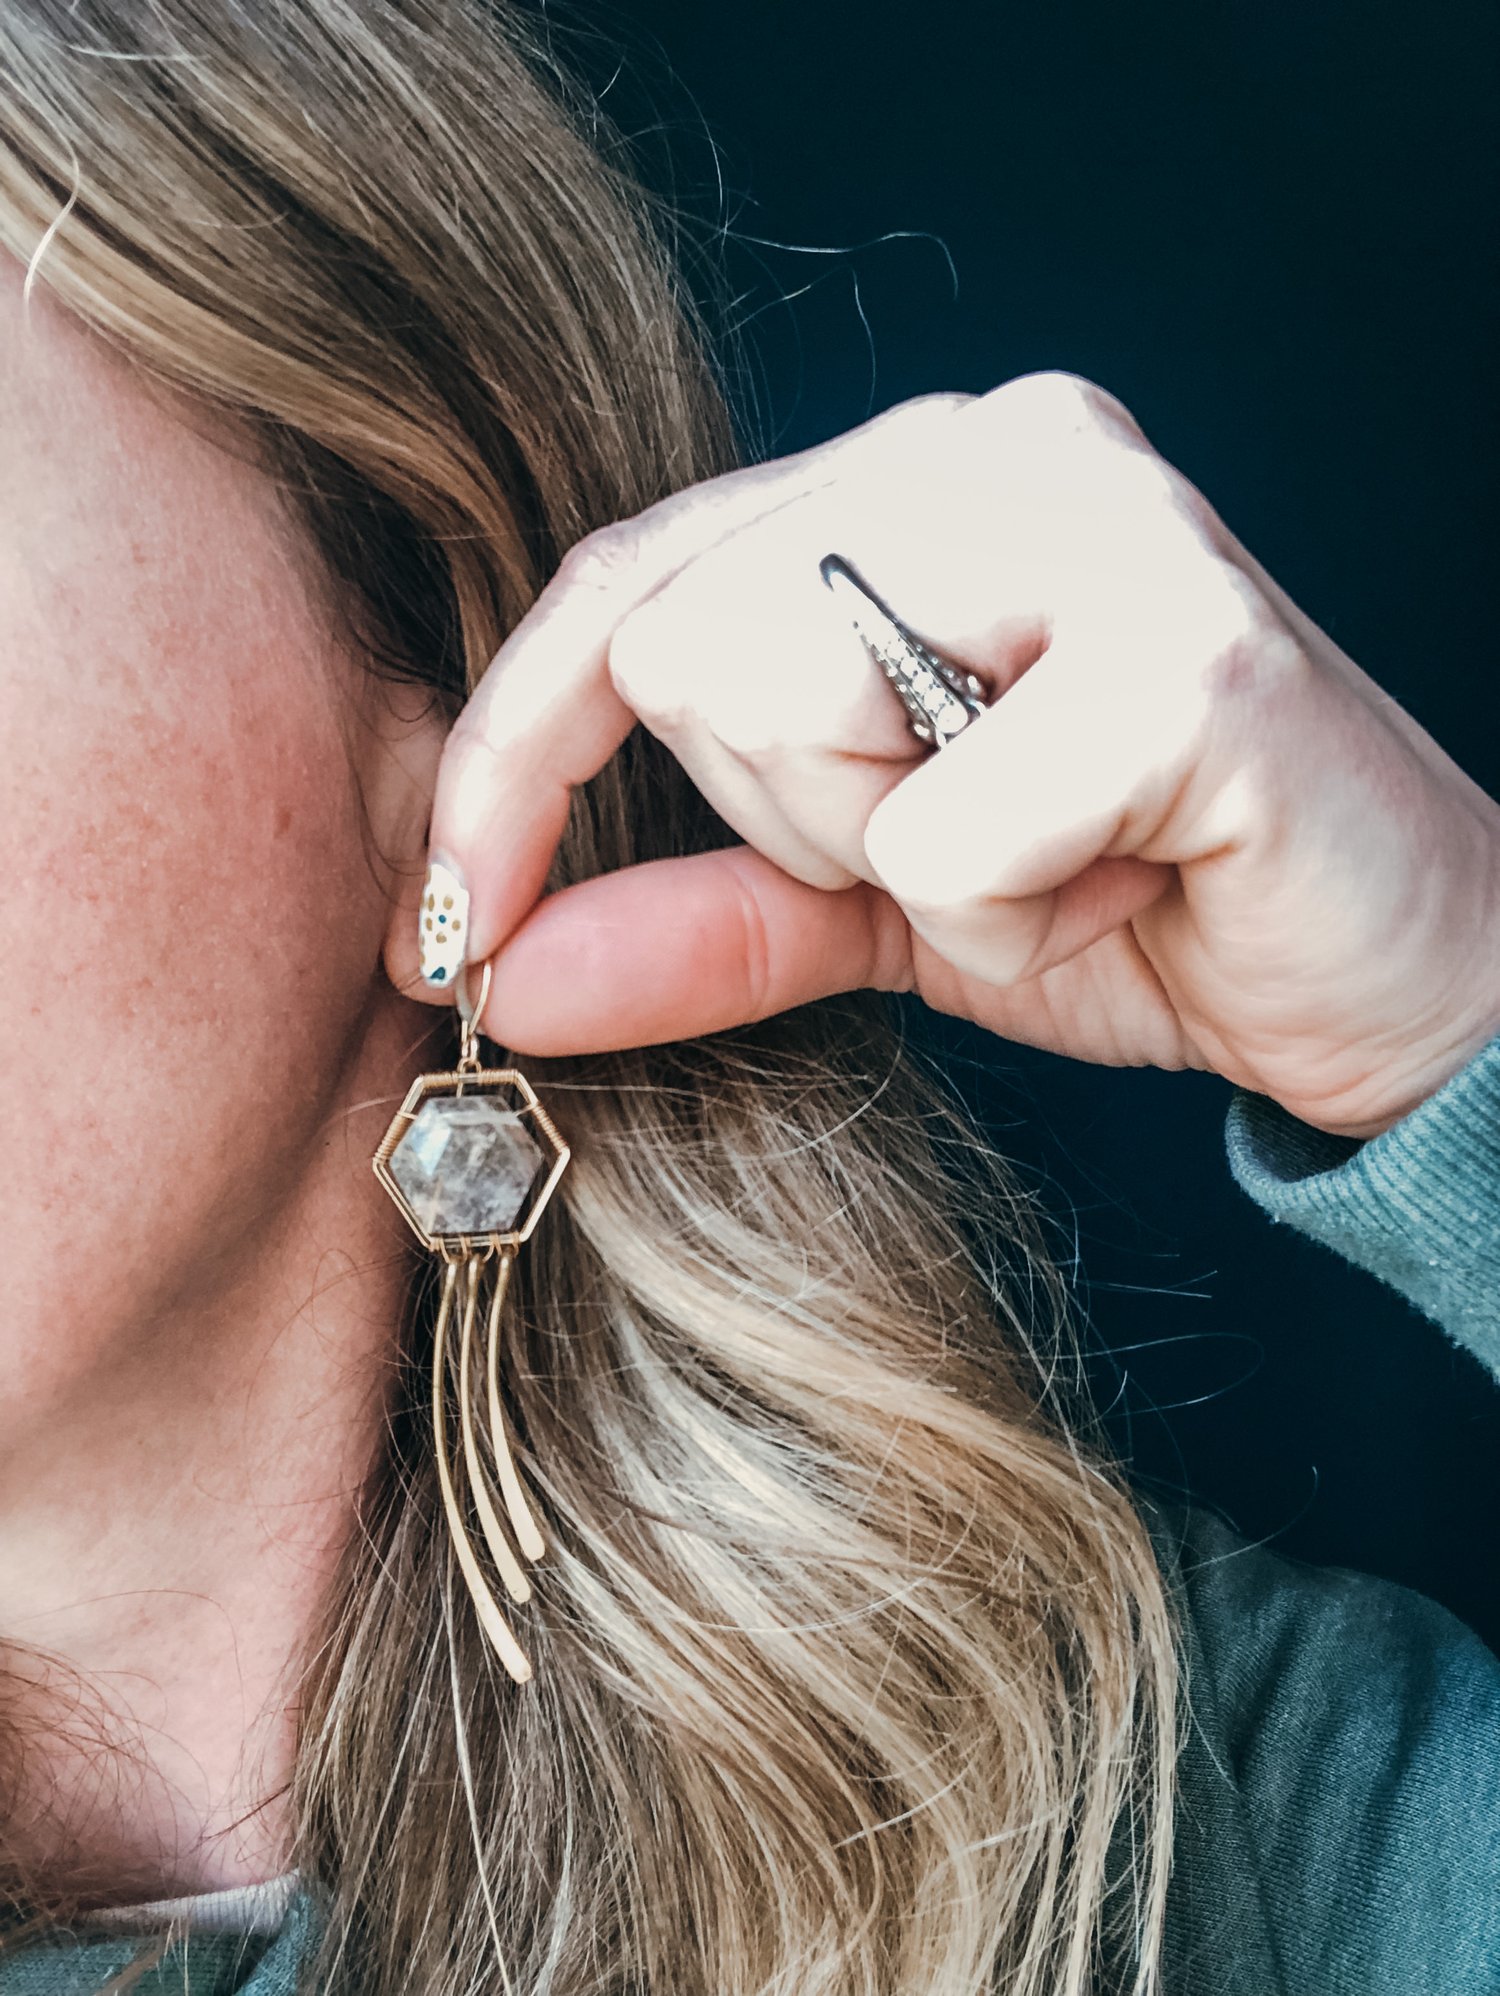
<box><xmin>33</xmin><ymin>686</ymin><xmax>355</xmax><ymax>1029</ymax></box>
<box><xmin>29</xmin><ymin>684</ymin><xmax>351</xmax><ymax>1008</ymax></box>
<box><xmin>0</xmin><ymin>544</ymin><xmax>380</xmax><ymax>1391</ymax></box>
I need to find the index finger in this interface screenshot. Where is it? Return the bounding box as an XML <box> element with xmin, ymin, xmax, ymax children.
<box><xmin>426</xmin><ymin>394</ymin><xmax>971</xmax><ymax>967</ymax></box>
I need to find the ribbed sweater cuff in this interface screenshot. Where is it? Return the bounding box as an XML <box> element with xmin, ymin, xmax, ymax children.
<box><xmin>1223</xmin><ymin>1032</ymin><xmax>1500</xmax><ymax>1381</ymax></box>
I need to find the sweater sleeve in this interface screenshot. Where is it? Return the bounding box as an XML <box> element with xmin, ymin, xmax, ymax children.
<box><xmin>1153</xmin><ymin>1501</ymin><xmax>1500</xmax><ymax>1996</ymax></box>
<box><xmin>1222</xmin><ymin>1029</ymin><xmax>1500</xmax><ymax>1382</ymax></box>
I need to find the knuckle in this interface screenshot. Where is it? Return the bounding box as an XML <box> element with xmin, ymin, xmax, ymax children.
<box><xmin>886</xmin><ymin>388</ymin><xmax>975</xmax><ymax>426</ymax></box>
<box><xmin>1100</xmin><ymin>444</ymin><xmax>1182</xmax><ymax>514</ymax></box>
<box><xmin>988</xmin><ymin>367</ymin><xmax>1104</xmax><ymax>426</ymax></box>
<box><xmin>1158</xmin><ymin>468</ymin><xmax>1226</xmax><ymax>541</ymax></box>
<box><xmin>1192</xmin><ymin>560</ymin><xmax>1265</xmax><ymax>643</ymax></box>
<box><xmin>712</xmin><ymin>710</ymin><xmax>778</xmax><ymax>762</ymax></box>
<box><xmin>1134</xmin><ymin>549</ymin><xmax>1301</xmax><ymax>709</ymax></box>
<box><xmin>853</xmin><ymin>391</ymin><xmax>976</xmax><ymax>470</ymax></box>
<box><xmin>982</xmin><ymin>369</ymin><xmax>1148</xmax><ymax>449</ymax></box>
<box><xmin>1195</xmin><ymin>572</ymin><xmax>1310</xmax><ymax>702</ymax></box>
<box><xmin>606</xmin><ymin>597</ymin><xmax>691</xmax><ymax>734</ymax></box>
<box><xmin>712</xmin><ymin>691</ymin><xmax>814</xmax><ymax>768</ymax></box>
<box><xmin>555</xmin><ymin>523</ymin><xmax>641</xmax><ymax>595</ymax></box>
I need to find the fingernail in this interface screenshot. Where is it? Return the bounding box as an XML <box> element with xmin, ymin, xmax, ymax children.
<box><xmin>418</xmin><ymin>856</ymin><xmax>469</xmax><ymax>987</ymax></box>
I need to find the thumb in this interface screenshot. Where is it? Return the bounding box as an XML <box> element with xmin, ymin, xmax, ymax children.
<box><xmin>485</xmin><ymin>847</ymin><xmax>911</xmax><ymax>1054</ymax></box>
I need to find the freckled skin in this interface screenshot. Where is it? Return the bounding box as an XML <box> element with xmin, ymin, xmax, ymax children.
<box><xmin>0</xmin><ymin>257</ymin><xmax>448</xmax><ymax>1897</ymax></box>
<box><xmin>0</xmin><ymin>265</ymin><xmax>420</xmax><ymax>1380</ymax></box>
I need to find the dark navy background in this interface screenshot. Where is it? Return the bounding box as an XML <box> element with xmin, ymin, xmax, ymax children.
<box><xmin>565</xmin><ymin>0</ymin><xmax>1500</xmax><ymax>1645</ymax></box>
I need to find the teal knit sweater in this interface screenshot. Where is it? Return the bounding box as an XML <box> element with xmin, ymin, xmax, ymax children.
<box><xmin>7</xmin><ymin>1036</ymin><xmax>1500</xmax><ymax>1996</ymax></box>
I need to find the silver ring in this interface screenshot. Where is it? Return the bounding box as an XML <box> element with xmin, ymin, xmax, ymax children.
<box><xmin>819</xmin><ymin>551</ymin><xmax>987</xmax><ymax>749</ymax></box>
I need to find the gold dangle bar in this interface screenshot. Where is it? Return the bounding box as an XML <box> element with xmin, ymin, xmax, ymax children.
<box><xmin>484</xmin><ymin>1246</ymin><xmax>547</xmax><ymax>1565</ymax></box>
<box><xmin>432</xmin><ymin>1256</ymin><xmax>534</xmax><ymax>1685</ymax></box>
<box><xmin>457</xmin><ymin>1252</ymin><xmax>534</xmax><ymax>1605</ymax></box>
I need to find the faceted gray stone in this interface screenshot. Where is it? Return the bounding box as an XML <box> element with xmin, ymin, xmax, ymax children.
<box><xmin>389</xmin><ymin>1093</ymin><xmax>545</xmax><ymax>1238</ymax></box>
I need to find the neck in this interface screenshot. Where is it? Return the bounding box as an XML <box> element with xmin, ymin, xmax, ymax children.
<box><xmin>0</xmin><ymin>997</ymin><xmax>430</xmax><ymax>1909</ymax></box>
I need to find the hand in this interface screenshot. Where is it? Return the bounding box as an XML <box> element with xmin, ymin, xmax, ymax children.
<box><xmin>395</xmin><ymin>372</ymin><xmax>1500</xmax><ymax>1141</ymax></box>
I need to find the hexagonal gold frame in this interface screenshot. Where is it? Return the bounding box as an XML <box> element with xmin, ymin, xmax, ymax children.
<box><xmin>373</xmin><ymin>1067</ymin><xmax>570</xmax><ymax>1254</ymax></box>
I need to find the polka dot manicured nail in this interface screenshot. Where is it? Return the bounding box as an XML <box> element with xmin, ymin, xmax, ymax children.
<box><xmin>418</xmin><ymin>859</ymin><xmax>468</xmax><ymax>986</ymax></box>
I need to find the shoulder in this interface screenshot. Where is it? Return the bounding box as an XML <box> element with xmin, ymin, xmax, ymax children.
<box><xmin>1145</xmin><ymin>1497</ymin><xmax>1500</xmax><ymax>1995</ymax></box>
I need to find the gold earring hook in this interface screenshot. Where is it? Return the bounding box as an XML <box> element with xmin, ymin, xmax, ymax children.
<box><xmin>456</xmin><ymin>956</ymin><xmax>493</xmax><ymax>1073</ymax></box>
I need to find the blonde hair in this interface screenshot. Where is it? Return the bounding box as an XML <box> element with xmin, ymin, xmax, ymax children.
<box><xmin>0</xmin><ymin>4</ymin><xmax>1179</xmax><ymax>1991</ymax></box>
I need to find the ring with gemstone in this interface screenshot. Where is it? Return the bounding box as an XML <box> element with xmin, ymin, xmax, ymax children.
<box><xmin>819</xmin><ymin>551</ymin><xmax>988</xmax><ymax>749</ymax></box>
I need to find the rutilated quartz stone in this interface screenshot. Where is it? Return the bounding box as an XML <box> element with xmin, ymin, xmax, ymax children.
<box><xmin>389</xmin><ymin>1093</ymin><xmax>545</xmax><ymax>1238</ymax></box>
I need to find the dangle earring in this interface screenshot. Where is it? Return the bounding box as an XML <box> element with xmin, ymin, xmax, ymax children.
<box><xmin>373</xmin><ymin>956</ymin><xmax>570</xmax><ymax>1685</ymax></box>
